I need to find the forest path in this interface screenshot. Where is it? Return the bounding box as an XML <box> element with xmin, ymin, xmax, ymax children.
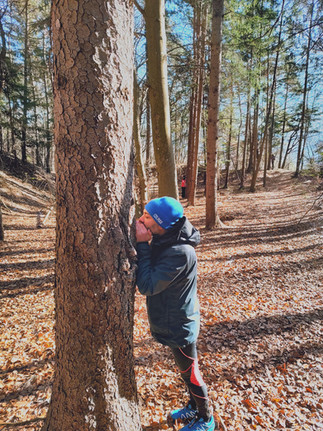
<box><xmin>0</xmin><ymin>169</ymin><xmax>322</xmax><ymax>430</ymax></box>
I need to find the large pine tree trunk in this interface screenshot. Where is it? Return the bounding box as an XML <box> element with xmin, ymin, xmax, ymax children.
<box><xmin>205</xmin><ymin>0</ymin><xmax>224</xmax><ymax>229</ymax></box>
<box><xmin>43</xmin><ymin>1</ymin><xmax>142</xmax><ymax>430</ymax></box>
<box><xmin>145</xmin><ymin>0</ymin><xmax>178</xmax><ymax>198</ymax></box>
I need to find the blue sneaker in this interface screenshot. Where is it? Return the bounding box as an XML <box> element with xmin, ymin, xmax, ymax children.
<box><xmin>170</xmin><ymin>404</ymin><xmax>197</xmax><ymax>422</ymax></box>
<box><xmin>179</xmin><ymin>415</ymin><xmax>217</xmax><ymax>431</ymax></box>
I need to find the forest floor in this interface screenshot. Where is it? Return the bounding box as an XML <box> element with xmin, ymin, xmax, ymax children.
<box><xmin>0</xmin><ymin>168</ymin><xmax>322</xmax><ymax>431</ymax></box>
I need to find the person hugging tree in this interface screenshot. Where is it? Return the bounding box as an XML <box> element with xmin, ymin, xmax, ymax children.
<box><xmin>135</xmin><ymin>196</ymin><xmax>217</xmax><ymax>431</ymax></box>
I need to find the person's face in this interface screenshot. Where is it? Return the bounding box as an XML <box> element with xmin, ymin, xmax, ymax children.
<box><xmin>139</xmin><ymin>210</ymin><xmax>166</xmax><ymax>235</ymax></box>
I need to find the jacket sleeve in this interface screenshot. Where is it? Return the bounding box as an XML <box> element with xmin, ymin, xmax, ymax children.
<box><xmin>136</xmin><ymin>242</ymin><xmax>187</xmax><ymax>296</ymax></box>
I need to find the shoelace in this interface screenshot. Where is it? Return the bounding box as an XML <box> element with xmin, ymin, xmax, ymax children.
<box><xmin>188</xmin><ymin>416</ymin><xmax>212</xmax><ymax>430</ymax></box>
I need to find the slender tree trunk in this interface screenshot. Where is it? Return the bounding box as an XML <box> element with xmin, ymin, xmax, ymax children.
<box><xmin>282</xmin><ymin>131</ymin><xmax>297</xmax><ymax>169</ymax></box>
<box><xmin>279</xmin><ymin>81</ymin><xmax>289</xmax><ymax>168</ymax></box>
<box><xmin>21</xmin><ymin>0</ymin><xmax>29</xmax><ymax>164</ymax></box>
<box><xmin>250</xmin><ymin>0</ymin><xmax>285</xmax><ymax>192</ymax></box>
<box><xmin>263</xmin><ymin>135</ymin><xmax>268</xmax><ymax>187</ymax></box>
<box><xmin>42</xmin><ymin>31</ymin><xmax>52</xmax><ymax>172</ymax></box>
<box><xmin>267</xmin><ymin>89</ymin><xmax>276</xmax><ymax>170</ymax></box>
<box><xmin>134</xmin><ymin>71</ymin><xmax>148</xmax><ymax>212</ymax></box>
<box><xmin>187</xmin><ymin>1</ymin><xmax>207</xmax><ymax>205</ymax></box>
<box><xmin>186</xmin><ymin>77</ymin><xmax>196</xmax><ymax>200</ymax></box>
<box><xmin>144</xmin><ymin>0</ymin><xmax>178</xmax><ymax>198</ymax></box>
<box><xmin>268</xmin><ymin>3</ymin><xmax>285</xmax><ymax>171</ymax></box>
<box><xmin>236</xmin><ymin>88</ymin><xmax>243</xmax><ymax>173</ymax></box>
<box><xmin>240</xmin><ymin>84</ymin><xmax>250</xmax><ymax>188</ymax></box>
<box><xmin>248</xmin><ymin>95</ymin><xmax>259</xmax><ymax>175</ymax></box>
<box><xmin>8</xmin><ymin>96</ymin><xmax>15</xmax><ymax>153</ymax></box>
<box><xmin>144</xmin><ymin>41</ymin><xmax>151</xmax><ymax>167</ymax></box>
<box><xmin>205</xmin><ymin>0</ymin><xmax>224</xmax><ymax>229</ymax></box>
<box><xmin>295</xmin><ymin>0</ymin><xmax>313</xmax><ymax>177</ymax></box>
<box><xmin>247</xmin><ymin>100</ymin><xmax>258</xmax><ymax>174</ymax></box>
<box><xmin>145</xmin><ymin>88</ymin><xmax>151</xmax><ymax>166</ymax></box>
<box><xmin>224</xmin><ymin>80</ymin><xmax>233</xmax><ymax>188</ymax></box>
<box><xmin>43</xmin><ymin>1</ymin><xmax>141</xmax><ymax>430</ymax></box>
<box><xmin>30</xmin><ymin>76</ymin><xmax>40</xmax><ymax>166</ymax></box>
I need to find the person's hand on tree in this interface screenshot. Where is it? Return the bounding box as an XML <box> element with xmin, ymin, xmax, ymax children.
<box><xmin>136</xmin><ymin>220</ymin><xmax>152</xmax><ymax>243</ymax></box>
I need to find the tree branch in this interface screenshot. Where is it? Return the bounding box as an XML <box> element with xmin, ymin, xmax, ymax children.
<box><xmin>134</xmin><ymin>0</ymin><xmax>145</xmax><ymax>17</ymax></box>
<box><xmin>298</xmin><ymin>191</ymin><xmax>323</xmax><ymax>224</ymax></box>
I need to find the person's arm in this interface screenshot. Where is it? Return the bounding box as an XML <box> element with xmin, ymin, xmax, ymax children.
<box><xmin>136</xmin><ymin>243</ymin><xmax>187</xmax><ymax>296</ymax></box>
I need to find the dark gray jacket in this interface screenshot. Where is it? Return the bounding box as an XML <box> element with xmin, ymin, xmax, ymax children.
<box><xmin>136</xmin><ymin>217</ymin><xmax>200</xmax><ymax>348</ymax></box>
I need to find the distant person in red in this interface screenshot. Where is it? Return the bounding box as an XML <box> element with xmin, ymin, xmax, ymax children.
<box><xmin>181</xmin><ymin>176</ymin><xmax>187</xmax><ymax>199</ymax></box>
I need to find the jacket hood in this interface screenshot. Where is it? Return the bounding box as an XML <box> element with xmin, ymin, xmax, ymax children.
<box><xmin>152</xmin><ymin>216</ymin><xmax>200</xmax><ymax>248</ymax></box>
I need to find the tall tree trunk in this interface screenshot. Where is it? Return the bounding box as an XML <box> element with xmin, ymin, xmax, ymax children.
<box><xmin>134</xmin><ymin>71</ymin><xmax>148</xmax><ymax>212</ymax></box>
<box><xmin>224</xmin><ymin>80</ymin><xmax>233</xmax><ymax>189</ymax></box>
<box><xmin>248</xmin><ymin>95</ymin><xmax>259</xmax><ymax>175</ymax></box>
<box><xmin>268</xmin><ymin>88</ymin><xmax>276</xmax><ymax>170</ymax></box>
<box><xmin>240</xmin><ymin>83</ymin><xmax>250</xmax><ymax>188</ymax></box>
<box><xmin>282</xmin><ymin>131</ymin><xmax>294</xmax><ymax>169</ymax></box>
<box><xmin>268</xmin><ymin>3</ymin><xmax>285</xmax><ymax>171</ymax></box>
<box><xmin>0</xmin><ymin>14</ymin><xmax>6</xmax><ymax>94</ymax></box>
<box><xmin>30</xmin><ymin>76</ymin><xmax>40</xmax><ymax>166</ymax></box>
<box><xmin>236</xmin><ymin>87</ymin><xmax>243</xmax><ymax>174</ymax></box>
<box><xmin>43</xmin><ymin>1</ymin><xmax>142</xmax><ymax>430</ymax></box>
<box><xmin>145</xmin><ymin>88</ymin><xmax>151</xmax><ymax>166</ymax></box>
<box><xmin>205</xmin><ymin>0</ymin><xmax>224</xmax><ymax>229</ymax></box>
<box><xmin>295</xmin><ymin>0</ymin><xmax>313</xmax><ymax>177</ymax></box>
<box><xmin>250</xmin><ymin>0</ymin><xmax>285</xmax><ymax>191</ymax></box>
<box><xmin>263</xmin><ymin>134</ymin><xmax>268</xmax><ymax>187</ymax></box>
<box><xmin>144</xmin><ymin>0</ymin><xmax>178</xmax><ymax>198</ymax></box>
<box><xmin>8</xmin><ymin>96</ymin><xmax>15</xmax><ymax>154</ymax></box>
<box><xmin>42</xmin><ymin>31</ymin><xmax>52</xmax><ymax>171</ymax></box>
<box><xmin>187</xmin><ymin>1</ymin><xmax>207</xmax><ymax>205</ymax></box>
<box><xmin>21</xmin><ymin>0</ymin><xmax>29</xmax><ymax>163</ymax></box>
<box><xmin>279</xmin><ymin>81</ymin><xmax>289</xmax><ymax>168</ymax></box>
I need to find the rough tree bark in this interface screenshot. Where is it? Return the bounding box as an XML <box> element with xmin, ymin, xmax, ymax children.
<box><xmin>42</xmin><ymin>1</ymin><xmax>142</xmax><ymax>430</ymax></box>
